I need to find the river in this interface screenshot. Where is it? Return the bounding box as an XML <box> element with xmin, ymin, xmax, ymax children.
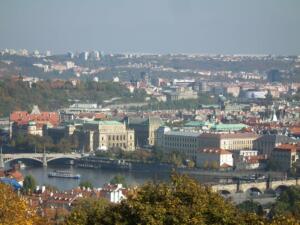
<box><xmin>21</xmin><ymin>165</ymin><xmax>171</xmax><ymax>190</ymax></box>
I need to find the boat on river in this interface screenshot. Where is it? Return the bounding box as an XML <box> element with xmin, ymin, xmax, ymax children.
<box><xmin>48</xmin><ymin>170</ymin><xmax>81</xmax><ymax>179</ymax></box>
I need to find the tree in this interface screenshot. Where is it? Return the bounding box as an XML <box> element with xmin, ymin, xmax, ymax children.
<box><xmin>110</xmin><ymin>175</ymin><xmax>127</xmax><ymax>188</ymax></box>
<box><xmin>64</xmin><ymin>173</ymin><xmax>300</xmax><ymax>225</ymax></box>
<box><xmin>237</xmin><ymin>200</ymin><xmax>264</xmax><ymax>216</ymax></box>
<box><xmin>65</xmin><ymin>198</ymin><xmax>109</xmax><ymax>225</ymax></box>
<box><xmin>211</xmin><ymin>161</ymin><xmax>219</xmax><ymax>170</ymax></box>
<box><xmin>270</xmin><ymin>186</ymin><xmax>300</xmax><ymax>219</ymax></box>
<box><xmin>100</xmin><ymin>173</ymin><xmax>261</xmax><ymax>225</ymax></box>
<box><xmin>186</xmin><ymin>160</ymin><xmax>195</xmax><ymax>168</ymax></box>
<box><xmin>203</xmin><ymin>161</ymin><xmax>210</xmax><ymax>169</ymax></box>
<box><xmin>23</xmin><ymin>175</ymin><xmax>36</xmax><ymax>194</ymax></box>
<box><xmin>0</xmin><ymin>183</ymin><xmax>46</xmax><ymax>225</ymax></box>
<box><xmin>79</xmin><ymin>181</ymin><xmax>93</xmax><ymax>189</ymax></box>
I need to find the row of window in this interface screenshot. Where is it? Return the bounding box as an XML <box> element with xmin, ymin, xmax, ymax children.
<box><xmin>165</xmin><ymin>142</ymin><xmax>197</xmax><ymax>148</ymax></box>
<box><xmin>104</xmin><ymin>135</ymin><xmax>133</xmax><ymax>141</ymax></box>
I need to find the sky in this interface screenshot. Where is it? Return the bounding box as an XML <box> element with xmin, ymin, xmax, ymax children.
<box><xmin>0</xmin><ymin>0</ymin><xmax>300</xmax><ymax>55</ymax></box>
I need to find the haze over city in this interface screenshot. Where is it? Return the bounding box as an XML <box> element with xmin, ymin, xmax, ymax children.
<box><xmin>1</xmin><ymin>0</ymin><xmax>300</xmax><ymax>54</ymax></box>
<box><xmin>1</xmin><ymin>0</ymin><xmax>300</xmax><ymax>224</ymax></box>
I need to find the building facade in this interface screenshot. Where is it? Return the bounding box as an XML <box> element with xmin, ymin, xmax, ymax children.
<box><xmin>127</xmin><ymin>116</ymin><xmax>163</xmax><ymax>147</ymax></box>
<box><xmin>196</xmin><ymin>148</ymin><xmax>233</xmax><ymax>169</ymax></box>
<box><xmin>83</xmin><ymin>121</ymin><xmax>135</xmax><ymax>151</ymax></box>
<box><xmin>253</xmin><ymin>134</ymin><xmax>299</xmax><ymax>157</ymax></box>
<box><xmin>270</xmin><ymin>144</ymin><xmax>300</xmax><ymax>171</ymax></box>
<box><xmin>198</xmin><ymin>133</ymin><xmax>259</xmax><ymax>151</ymax></box>
<box><xmin>156</xmin><ymin>130</ymin><xmax>200</xmax><ymax>160</ymax></box>
<box><xmin>10</xmin><ymin>105</ymin><xmax>59</xmax><ymax>137</ymax></box>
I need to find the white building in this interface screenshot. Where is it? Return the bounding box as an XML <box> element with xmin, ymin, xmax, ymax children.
<box><xmin>196</xmin><ymin>148</ymin><xmax>233</xmax><ymax>169</ymax></box>
<box><xmin>233</xmin><ymin>150</ymin><xmax>261</xmax><ymax>170</ymax></box>
<box><xmin>79</xmin><ymin>51</ymin><xmax>89</xmax><ymax>61</ymax></box>
<box><xmin>101</xmin><ymin>183</ymin><xmax>126</xmax><ymax>203</ymax></box>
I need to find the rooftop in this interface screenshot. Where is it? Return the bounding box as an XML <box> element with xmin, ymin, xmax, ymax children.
<box><xmin>84</xmin><ymin>120</ymin><xmax>123</xmax><ymax>126</ymax></box>
<box><xmin>165</xmin><ymin>131</ymin><xmax>201</xmax><ymax>137</ymax></box>
<box><xmin>200</xmin><ymin>133</ymin><xmax>259</xmax><ymax>139</ymax></box>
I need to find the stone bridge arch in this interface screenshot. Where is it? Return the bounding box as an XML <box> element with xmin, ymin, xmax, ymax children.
<box><xmin>46</xmin><ymin>156</ymin><xmax>78</xmax><ymax>164</ymax></box>
<box><xmin>219</xmin><ymin>190</ymin><xmax>232</xmax><ymax>196</ymax></box>
<box><xmin>3</xmin><ymin>157</ymin><xmax>43</xmax><ymax>165</ymax></box>
<box><xmin>246</xmin><ymin>187</ymin><xmax>263</xmax><ymax>194</ymax></box>
<box><xmin>274</xmin><ymin>185</ymin><xmax>288</xmax><ymax>195</ymax></box>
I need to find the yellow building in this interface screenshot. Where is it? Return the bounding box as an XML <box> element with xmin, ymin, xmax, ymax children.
<box><xmin>199</xmin><ymin>133</ymin><xmax>259</xmax><ymax>151</ymax></box>
<box><xmin>83</xmin><ymin>120</ymin><xmax>135</xmax><ymax>151</ymax></box>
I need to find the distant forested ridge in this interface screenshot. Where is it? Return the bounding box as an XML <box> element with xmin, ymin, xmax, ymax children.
<box><xmin>0</xmin><ymin>78</ymin><xmax>146</xmax><ymax>116</ymax></box>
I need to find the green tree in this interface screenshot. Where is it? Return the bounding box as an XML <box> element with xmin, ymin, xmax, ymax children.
<box><xmin>110</xmin><ymin>175</ymin><xmax>127</xmax><ymax>188</ymax></box>
<box><xmin>237</xmin><ymin>200</ymin><xmax>264</xmax><ymax>216</ymax></box>
<box><xmin>270</xmin><ymin>186</ymin><xmax>300</xmax><ymax>219</ymax></box>
<box><xmin>100</xmin><ymin>173</ymin><xmax>259</xmax><ymax>225</ymax></box>
<box><xmin>203</xmin><ymin>161</ymin><xmax>210</xmax><ymax>169</ymax></box>
<box><xmin>65</xmin><ymin>198</ymin><xmax>109</xmax><ymax>225</ymax></box>
<box><xmin>79</xmin><ymin>181</ymin><xmax>93</xmax><ymax>189</ymax></box>
<box><xmin>211</xmin><ymin>161</ymin><xmax>219</xmax><ymax>170</ymax></box>
<box><xmin>64</xmin><ymin>173</ymin><xmax>300</xmax><ymax>225</ymax></box>
<box><xmin>186</xmin><ymin>160</ymin><xmax>195</xmax><ymax>168</ymax></box>
<box><xmin>23</xmin><ymin>175</ymin><xmax>36</xmax><ymax>194</ymax></box>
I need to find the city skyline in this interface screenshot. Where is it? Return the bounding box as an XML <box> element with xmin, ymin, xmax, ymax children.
<box><xmin>1</xmin><ymin>0</ymin><xmax>300</xmax><ymax>55</ymax></box>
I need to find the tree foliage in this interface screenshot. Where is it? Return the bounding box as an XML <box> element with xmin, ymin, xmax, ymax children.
<box><xmin>64</xmin><ymin>198</ymin><xmax>109</xmax><ymax>225</ymax></box>
<box><xmin>79</xmin><ymin>181</ymin><xmax>93</xmax><ymax>189</ymax></box>
<box><xmin>0</xmin><ymin>79</ymin><xmax>147</xmax><ymax>116</ymax></box>
<box><xmin>270</xmin><ymin>186</ymin><xmax>300</xmax><ymax>220</ymax></box>
<box><xmin>110</xmin><ymin>175</ymin><xmax>127</xmax><ymax>188</ymax></box>
<box><xmin>101</xmin><ymin>173</ymin><xmax>248</xmax><ymax>225</ymax></box>
<box><xmin>65</xmin><ymin>174</ymin><xmax>300</xmax><ymax>225</ymax></box>
<box><xmin>237</xmin><ymin>200</ymin><xmax>264</xmax><ymax>216</ymax></box>
<box><xmin>0</xmin><ymin>183</ymin><xmax>46</xmax><ymax>225</ymax></box>
<box><xmin>23</xmin><ymin>175</ymin><xmax>37</xmax><ymax>194</ymax></box>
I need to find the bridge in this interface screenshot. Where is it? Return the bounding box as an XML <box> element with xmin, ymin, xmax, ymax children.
<box><xmin>211</xmin><ymin>178</ymin><xmax>299</xmax><ymax>194</ymax></box>
<box><xmin>0</xmin><ymin>152</ymin><xmax>82</xmax><ymax>167</ymax></box>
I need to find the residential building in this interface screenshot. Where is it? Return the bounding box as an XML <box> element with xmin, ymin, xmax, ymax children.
<box><xmin>165</xmin><ymin>86</ymin><xmax>198</xmax><ymax>101</ymax></box>
<box><xmin>270</xmin><ymin>144</ymin><xmax>300</xmax><ymax>171</ymax></box>
<box><xmin>253</xmin><ymin>134</ymin><xmax>299</xmax><ymax>157</ymax></box>
<box><xmin>226</xmin><ymin>86</ymin><xmax>240</xmax><ymax>97</ymax></box>
<box><xmin>196</xmin><ymin>148</ymin><xmax>233</xmax><ymax>169</ymax></box>
<box><xmin>9</xmin><ymin>105</ymin><xmax>59</xmax><ymax>137</ymax></box>
<box><xmin>101</xmin><ymin>183</ymin><xmax>126</xmax><ymax>203</ymax></box>
<box><xmin>233</xmin><ymin>150</ymin><xmax>266</xmax><ymax>170</ymax></box>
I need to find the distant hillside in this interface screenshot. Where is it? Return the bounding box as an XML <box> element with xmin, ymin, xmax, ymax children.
<box><xmin>0</xmin><ymin>79</ymin><xmax>146</xmax><ymax>116</ymax></box>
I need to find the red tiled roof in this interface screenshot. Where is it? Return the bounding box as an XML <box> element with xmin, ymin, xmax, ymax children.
<box><xmin>10</xmin><ymin>111</ymin><xmax>59</xmax><ymax>126</ymax></box>
<box><xmin>290</xmin><ymin>127</ymin><xmax>300</xmax><ymax>135</ymax></box>
<box><xmin>274</xmin><ymin>143</ymin><xmax>300</xmax><ymax>152</ymax></box>
<box><xmin>220</xmin><ymin>163</ymin><xmax>232</xmax><ymax>168</ymax></box>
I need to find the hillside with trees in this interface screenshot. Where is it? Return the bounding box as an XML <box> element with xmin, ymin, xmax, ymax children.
<box><xmin>0</xmin><ymin>78</ymin><xmax>147</xmax><ymax>116</ymax></box>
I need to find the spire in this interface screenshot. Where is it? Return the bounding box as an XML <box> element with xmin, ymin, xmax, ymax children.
<box><xmin>31</xmin><ymin>105</ymin><xmax>41</xmax><ymax>115</ymax></box>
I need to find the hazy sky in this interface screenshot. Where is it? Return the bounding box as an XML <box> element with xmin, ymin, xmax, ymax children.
<box><xmin>0</xmin><ymin>0</ymin><xmax>300</xmax><ymax>54</ymax></box>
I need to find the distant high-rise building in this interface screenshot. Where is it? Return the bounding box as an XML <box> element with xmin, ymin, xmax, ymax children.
<box><xmin>267</xmin><ymin>69</ymin><xmax>282</xmax><ymax>82</ymax></box>
<box><xmin>67</xmin><ymin>52</ymin><xmax>74</xmax><ymax>59</ymax></box>
<box><xmin>45</xmin><ymin>50</ymin><xmax>51</xmax><ymax>57</ymax></box>
<box><xmin>79</xmin><ymin>51</ymin><xmax>89</xmax><ymax>61</ymax></box>
<box><xmin>89</xmin><ymin>51</ymin><xmax>100</xmax><ymax>60</ymax></box>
